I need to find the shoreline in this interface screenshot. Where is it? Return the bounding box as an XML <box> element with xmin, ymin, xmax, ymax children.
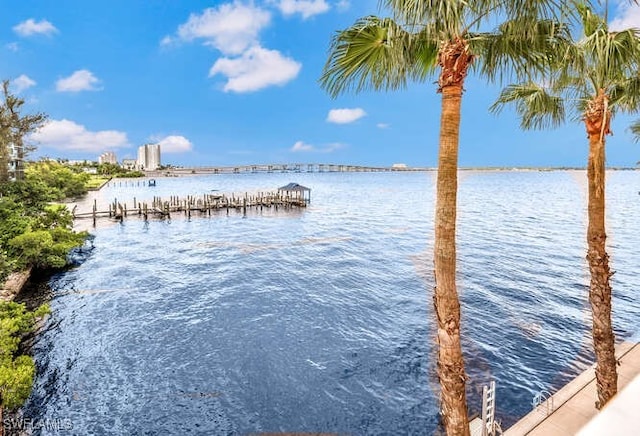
<box><xmin>143</xmin><ymin>167</ymin><xmax>638</xmax><ymax>177</ymax></box>
<box><xmin>1</xmin><ymin>177</ymin><xmax>114</xmax><ymax>300</ymax></box>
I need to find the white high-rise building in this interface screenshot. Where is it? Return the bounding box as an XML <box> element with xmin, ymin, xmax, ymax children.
<box><xmin>137</xmin><ymin>146</ymin><xmax>146</xmax><ymax>169</ymax></box>
<box><xmin>136</xmin><ymin>143</ymin><xmax>161</xmax><ymax>170</ymax></box>
<box><xmin>98</xmin><ymin>151</ymin><xmax>117</xmax><ymax>165</ymax></box>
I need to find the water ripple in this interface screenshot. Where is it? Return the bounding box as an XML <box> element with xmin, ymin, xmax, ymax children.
<box><xmin>19</xmin><ymin>171</ymin><xmax>640</xmax><ymax>435</ymax></box>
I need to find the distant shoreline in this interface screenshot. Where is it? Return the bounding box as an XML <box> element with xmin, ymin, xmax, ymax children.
<box><xmin>143</xmin><ymin>166</ymin><xmax>638</xmax><ymax>177</ymax></box>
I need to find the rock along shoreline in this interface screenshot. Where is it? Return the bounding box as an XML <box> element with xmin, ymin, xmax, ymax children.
<box><xmin>0</xmin><ymin>267</ymin><xmax>32</xmax><ymax>302</ymax></box>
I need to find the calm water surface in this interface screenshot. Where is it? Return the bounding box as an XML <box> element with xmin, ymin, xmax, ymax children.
<box><xmin>20</xmin><ymin>171</ymin><xmax>640</xmax><ymax>435</ymax></box>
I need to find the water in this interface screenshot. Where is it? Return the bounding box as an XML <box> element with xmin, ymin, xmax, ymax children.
<box><xmin>19</xmin><ymin>170</ymin><xmax>640</xmax><ymax>435</ymax></box>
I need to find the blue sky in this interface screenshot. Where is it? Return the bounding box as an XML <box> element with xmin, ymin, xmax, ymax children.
<box><xmin>1</xmin><ymin>0</ymin><xmax>639</xmax><ymax>168</ymax></box>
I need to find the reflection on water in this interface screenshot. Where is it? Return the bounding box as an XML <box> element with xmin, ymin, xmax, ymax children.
<box><xmin>20</xmin><ymin>171</ymin><xmax>640</xmax><ymax>435</ymax></box>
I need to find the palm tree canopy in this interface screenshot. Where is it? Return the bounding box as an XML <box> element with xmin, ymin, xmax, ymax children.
<box><xmin>573</xmin><ymin>3</ymin><xmax>640</xmax><ymax>95</ymax></box>
<box><xmin>320</xmin><ymin>0</ymin><xmax>575</xmax><ymax>97</ymax></box>
<box><xmin>382</xmin><ymin>0</ymin><xmax>564</xmax><ymax>36</ymax></box>
<box><xmin>492</xmin><ymin>2</ymin><xmax>640</xmax><ymax>129</ymax></box>
<box><xmin>320</xmin><ymin>16</ymin><xmax>435</xmax><ymax>97</ymax></box>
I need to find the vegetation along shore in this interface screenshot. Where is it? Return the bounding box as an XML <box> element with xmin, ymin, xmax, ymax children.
<box><xmin>0</xmin><ymin>82</ymin><xmax>147</xmax><ymax>431</ymax></box>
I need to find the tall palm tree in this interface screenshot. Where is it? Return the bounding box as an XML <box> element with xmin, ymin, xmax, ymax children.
<box><xmin>320</xmin><ymin>1</ymin><xmax>568</xmax><ymax>434</ymax></box>
<box><xmin>492</xmin><ymin>2</ymin><xmax>640</xmax><ymax>408</ymax></box>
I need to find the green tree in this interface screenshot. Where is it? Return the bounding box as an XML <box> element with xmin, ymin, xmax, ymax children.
<box><xmin>0</xmin><ymin>301</ymin><xmax>49</xmax><ymax>435</ymax></box>
<box><xmin>492</xmin><ymin>2</ymin><xmax>640</xmax><ymax>408</ymax></box>
<box><xmin>32</xmin><ymin>204</ymin><xmax>75</xmax><ymax>231</ymax></box>
<box><xmin>97</xmin><ymin>162</ymin><xmax>121</xmax><ymax>175</ymax></box>
<box><xmin>9</xmin><ymin>227</ymin><xmax>86</xmax><ymax>270</ymax></box>
<box><xmin>0</xmin><ymin>198</ymin><xmax>31</xmax><ymax>251</ymax></box>
<box><xmin>0</xmin><ymin>252</ymin><xmax>11</xmax><ymax>283</ymax></box>
<box><xmin>25</xmin><ymin>161</ymin><xmax>89</xmax><ymax>200</ymax></box>
<box><xmin>320</xmin><ymin>1</ymin><xmax>569</xmax><ymax>433</ymax></box>
<box><xmin>0</xmin><ymin>80</ymin><xmax>47</xmax><ymax>182</ymax></box>
<box><xmin>0</xmin><ymin>188</ymin><xmax>85</xmax><ymax>272</ymax></box>
<box><xmin>0</xmin><ymin>177</ymin><xmax>55</xmax><ymax>215</ymax></box>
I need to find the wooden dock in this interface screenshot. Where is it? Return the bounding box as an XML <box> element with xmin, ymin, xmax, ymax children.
<box><xmin>72</xmin><ymin>191</ymin><xmax>308</xmax><ymax>226</ymax></box>
<box><xmin>505</xmin><ymin>342</ymin><xmax>640</xmax><ymax>435</ymax></box>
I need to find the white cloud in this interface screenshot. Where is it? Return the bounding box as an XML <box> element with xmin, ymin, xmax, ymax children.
<box><xmin>13</xmin><ymin>75</ymin><xmax>36</xmax><ymax>92</ymax></box>
<box><xmin>324</xmin><ymin>142</ymin><xmax>345</xmax><ymax>152</ymax></box>
<box><xmin>277</xmin><ymin>0</ymin><xmax>330</xmax><ymax>19</ymax></box>
<box><xmin>13</xmin><ymin>19</ymin><xmax>58</xmax><ymax>37</ymax></box>
<box><xmin>290</xmin><ymin>141</ymin><xmax>345</xmax><ymax>152</ymax></box>
<box><xmin>30</xmin><ymin>119</ymin><xmax>129</xmax><ymax>152</ymax></box>
<box><xmin>377</xmin><ymin>123</ymin><xmax>390</xmax><ymax>129</ymax></box>
<box><xmin>170</xmin><ymin>2</ymin><xmax>271</xmax><ymax>55</ymax></box>
<box><xmin>56</xmin><ymin>70</ymin><xmax>101</xmax><ymax>92</ymax></box>
<box><xmin>210</xmin><ymin>46</ymin><xmax>301</xmax><ymax>92</ymax></box>
<box><xmin>291</xmin><ymin>140</ymin><xmax>315</xmax><ymax>152</ymax></box>
<box><xmin>6</xmin><ymin>42</ymin><xmax>19</xmax><ymax>52</ymax></box>
<box><xmin>336</xmin><ymin>0</ymin><xmax>350</xmax><ymax>12</ymax></box>
<box><xmin>160</xmin><ymin>35</ymin><xmax>174</xmax><ymax>46</ymax></box>
<box><xmin>156</xmin><ymin>135</ymin><xmax>193</xmax><ymax>153</ymax></box>
<box><xmin>610</xmin><ymin>3</ymin><xmax>640</xmax><ymax>31</ymax></box>
<box><xmin>327</xmin><ymin>108</ymin><xmax>366</xmax><ymax>124</ymax></box>
<box><xmin>166</xmin><ymin>3</ymin><xmax>302</xmax><ymax>92</ymax></box>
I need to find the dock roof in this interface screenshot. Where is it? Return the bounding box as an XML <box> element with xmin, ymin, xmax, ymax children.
<box><xmin>278</xmin><ymin>183</ymin><xmax>310</xmax><ymax>192</ymax></box>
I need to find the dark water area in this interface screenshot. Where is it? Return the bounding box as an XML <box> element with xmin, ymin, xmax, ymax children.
<box><xmin>17</xmin><ymin>171</ymin><xmax>640</xmax><ymax>435</ymax></box>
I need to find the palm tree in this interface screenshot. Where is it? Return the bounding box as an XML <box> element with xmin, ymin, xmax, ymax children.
<box><xmin>492</xmin><ymin>2</ymin><xmax>640</xmax><ymax>408</ymax></box>
<box><xmin>0</xmin><ymin>80</ymin><xmax>46</xmax><ymax>182</ymax></box>
<box><xmin>320</xmin><ymin>1</ymin><xmax>568</xmax><ymax>434</ymax></box>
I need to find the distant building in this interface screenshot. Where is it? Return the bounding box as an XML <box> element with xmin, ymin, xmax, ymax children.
<box><xmin>392</xmin><ymin>163</ymin><xmax>408</xmax><ymax>169</ymax></box>
<box><xmin>7</xmin><ymin>142</ymin><xmax>22</xmax><ymax>180</ymax></box>
<box><xmin>136</xmin><ymin>143</ymin><xmax>161</xmax><ymax>170</ymax></box>
<box><xmin>98</xmin><ymin>151</ymin><xmax>117</xmax><ymax>165</ymax></box>
<box><xmin>122</xmin><ymin>159</ymin><xmax>137</xmax><ymax>170</ymax></box>
<box><xmin>67</xmin><ymin>159</ymin><xmax>93</xmax><ymax>166</ymax></box>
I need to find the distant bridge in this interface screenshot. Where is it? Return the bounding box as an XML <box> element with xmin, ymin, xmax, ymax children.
<box><xmin>145</xmin><ymin>163</ymin><xmax>429</xmax><ymax>176</ymax></box>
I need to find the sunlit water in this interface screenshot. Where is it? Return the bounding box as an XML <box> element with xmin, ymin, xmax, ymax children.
<box><xmin>18</xmin><ymin>171</ymin><xmax>640</xmax><ymax>435</ymax></box>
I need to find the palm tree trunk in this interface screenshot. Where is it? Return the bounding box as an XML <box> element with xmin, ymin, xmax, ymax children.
<box><xmin>586</xmin><ymin>131</ymin><xmax>617</xmax><ymax>408</ymax></box>
<box><xmin>434</xmin><ymin>81</ymin><xmax>470</xmax><ymax>436</ymax></box>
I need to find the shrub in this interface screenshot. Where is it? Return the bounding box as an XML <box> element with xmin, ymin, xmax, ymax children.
<box><xmin>0</xmin><ymin>302</ymin><xmax>49</xmax><ymax>411</ymax></box>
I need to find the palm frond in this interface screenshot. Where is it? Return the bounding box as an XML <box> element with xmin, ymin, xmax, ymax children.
<box><xmin>629</xmin><ymin>118</ymin><xmax>640</xmax><ymax>142</ymax></box>
<box><xmin>574</xmin><ymin>94</ymin><xmax>594</xmax><ymax>121</ymax></box>
<box><xmin>411</xmin><ymin>24</ymin><xmax>440</xmax><ymax>80</ymax></box>
<box><xmin>576</xmin><ymin>1</ymin><xmax>604</xmax><ymax>36</ymax></box>
<box><xmin>609</xmin><ymin>75</ymin><xmax>640</xmax><ymax>112</ymax></box>
<box><xmin>579</xmin><ymin>27</ymin><xmax>640</xmax><ymax>88</ymax></box>
<box><xmin>319</xmin><ymin>16</ymin><xmax>426</xmax><ymax>97</ymax></box>
<box><xmin>470</xmin><ymin>18</ymin><xmax>572</xmax><ymax>84</ymax></box>
<box><xmin>491</xmin><ymin>82</ymin><xmax>566</xmax><ymax>130</ymax></box>
<box><xmin>501</xmin><ymin>0</ymin><xmax>571</xmax><ymax>22</ymax></box>
<box><xmin>381</xmin><ymin>0</ymin><xmax>471</xmax><ymax>35</ymax></box>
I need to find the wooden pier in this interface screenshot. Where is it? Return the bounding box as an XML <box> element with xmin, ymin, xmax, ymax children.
<box><xmin>72</xmin><ymin>191</ymin><xmax>308</xmax><ymax>227</ymax></box>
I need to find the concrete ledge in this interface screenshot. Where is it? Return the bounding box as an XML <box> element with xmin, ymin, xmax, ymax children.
<box><xmin>578</xmin><ymin>372</ymin><xmax>640</xmax><ymax>435</ymax></box>
<box><xmin>505</xmin><ymin>342</ymin><xmax>640</xmax><ymax>435</ymax></box>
